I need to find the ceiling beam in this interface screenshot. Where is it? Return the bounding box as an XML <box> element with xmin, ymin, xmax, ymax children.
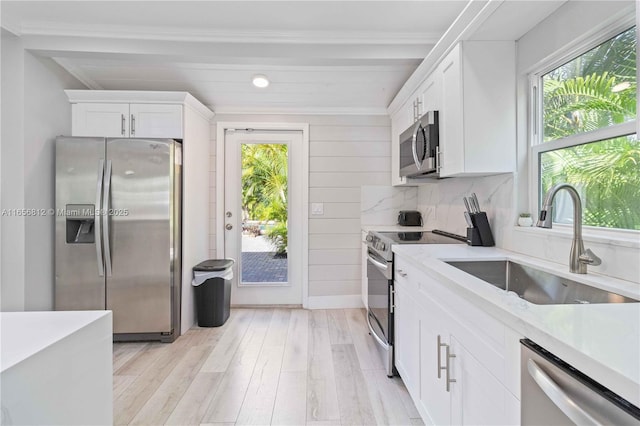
<box><xmin>21</xmin><ymin>33</ymin><xmax>434</xmax><ymax>64</ymax></box>
<box><xmin>17</xmin><ymin>21</ymin><xmax>442</xmax><ymax>46</ymax></box>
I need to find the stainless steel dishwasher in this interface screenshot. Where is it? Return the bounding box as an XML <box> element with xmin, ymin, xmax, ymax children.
<box><xmin>521</xmin><ymin>339</ymin><xmax>640</xmax><ymax>425</ymax></box>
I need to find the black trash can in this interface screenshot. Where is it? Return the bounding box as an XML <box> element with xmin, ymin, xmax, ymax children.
<box><xmin>193</xmin><ymin>259</ymin><xmax>234</xmax><ymax>327</ymax></box>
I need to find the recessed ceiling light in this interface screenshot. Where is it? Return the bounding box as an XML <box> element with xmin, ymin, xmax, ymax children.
<box><xmin>252</xmin><ymin>74</ymin><xmax>270</xmax><ymax>88</ymax></box>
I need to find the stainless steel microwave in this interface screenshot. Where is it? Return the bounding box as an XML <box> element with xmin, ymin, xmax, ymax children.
<box><xmin>399</xmin><ymin>111</ymin><xmax>439</xmax><ymax>178</ymax></box>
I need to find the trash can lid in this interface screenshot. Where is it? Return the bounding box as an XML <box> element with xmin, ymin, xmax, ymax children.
<box><xmin>193</xmin><ymin>259</ymin><xmax>234</xmax><ymax>272</ymax></box>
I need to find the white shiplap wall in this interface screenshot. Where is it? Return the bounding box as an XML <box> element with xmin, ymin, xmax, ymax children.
<box><xmin>209</xmin><ymin>114</ymin><xmax>390</xmax><ymax>301</ymax></box>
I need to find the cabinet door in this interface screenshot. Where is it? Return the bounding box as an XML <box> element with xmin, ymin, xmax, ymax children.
<box><xmin>449</xmin><ymin>335</ymin><xmax>520</xmax><ymax>426</ymax></box>
<box><xmin>72</xmin><ymin>103</ymin><xmax>129</xmax><ymax>137</ymax></box>
<box><xmin>439</xmin><ymin>44</ymin><xmax>464</xmax><ymax>177</ymax></box>
<box><xmin>130</xmin><ymin>104</ymin><xmax>183</xmax><ymax>139</ymax></box>
<box><xmin>418</xmin><ymin>292</ymin><xmax>451</xmax><ymax>425</ymax></box>
<box><xmin>420</xmin><ymin>73</ymin><xmax>441</xmax><ymax>114</ymax></box>
<box><xmin>394</xmin><ymin>280</ymin><xmax>419</xmax><ymax>396</ymax></box>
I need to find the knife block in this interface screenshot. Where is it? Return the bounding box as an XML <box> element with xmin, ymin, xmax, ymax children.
<box><xmin>466</xmin><ymin>227</ymin><xmax>482</xmax><ymax>246</ymax></box>
<box><xmin>468</xmin><ymin>212</ymin><xmax>495</xmax><ymax>247</ymax></box>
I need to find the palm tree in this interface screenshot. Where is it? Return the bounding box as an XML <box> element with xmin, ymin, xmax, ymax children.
<box><xmin>241</xmin><ymin>143</ymin><xmax>289</xmax><ymax>253</ymax></box>
<box><xmin>242</xmin><ymin>144</ymin><xmax>288</xmax><ymax>222</ymax></box>
<box><xmin>541</xmin><ymin>26</ymin><xmax>638</xmax><ymax>230</ymax></box>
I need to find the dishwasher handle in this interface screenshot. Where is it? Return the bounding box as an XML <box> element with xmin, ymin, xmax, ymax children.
<box><xmin>527</xmin><ymin>359</ymin><xmax>602</xmax><ymax>426</ymax></box>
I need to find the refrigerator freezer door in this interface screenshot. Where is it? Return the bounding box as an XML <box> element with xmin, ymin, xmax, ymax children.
<box><xmin>106</xmin><ymin>138</ymin><xmax>174</xmax><ymax>334</ymax></box>
<box><xmin>55</xmin><ymin>137</ymin><xmax>107</xmax><ymax>310</ymax></box>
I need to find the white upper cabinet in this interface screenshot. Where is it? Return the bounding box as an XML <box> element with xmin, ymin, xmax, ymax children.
<box><xmin>438</xmin><ymin>41</ymin><xmax>516</xmax><ymax>177</ymax></box>
<box><xmin>390</xmin><ymin>40</ymin><xmax>515</xmax><ymax>184</ymax></box>
<box><xmin>66</xmin><ymin>90</ymin><xmax>213</xmax><ymax>140</ymax></box>
<box><xmin>72</xmin><ymin>103</ymin><xmax>130</xmax><ymax>137</ymax></box>
<box><xmin>129</xmin><ymin>104</ymin><xmax>183</xmax><ymax>138</ymax></box>
<box><xmin>72</xmin><ymin>103</ymin><xmax>182</xmax><ymax>139</ymax></box>
<box><xmin>419</xmin><ymin>72</ymin><xmax>441</xmax><ymax>115</ymax></box>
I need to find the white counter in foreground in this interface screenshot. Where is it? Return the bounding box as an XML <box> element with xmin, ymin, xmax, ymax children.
<box><xmin>1</xmin><ymin>311</ymin><xmax>112</xmax><ymax>425</ymax></box>
<box><xmin>392</xmin><ymin>244</ymin><xmax>640</xmax><ymax>407</ymax></box>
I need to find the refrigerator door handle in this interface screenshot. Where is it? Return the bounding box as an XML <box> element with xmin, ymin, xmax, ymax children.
<box><xmin>95</xmin><ymin>160</ymin><xmax>105</xmax><ymax>277</ymax></box>
<box><xmin>103</xmin><ymin>160</ymin><xmax>113</xmax><ymax>277</ymax></box>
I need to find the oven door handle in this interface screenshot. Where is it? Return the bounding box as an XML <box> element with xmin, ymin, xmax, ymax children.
<box><xmin>367</xmin><ymin>253</ymin><xmax>389</xmax><ymax>271</ymax></box>
<box><xmin>366</xmin><ymin>311</ymin><xmax>389</xmax><ymax>349</ymax></box>
<box><xmin>527</xmin><ymin>359</ymin><xmax>601</xmax><ymax>426</ymax></box>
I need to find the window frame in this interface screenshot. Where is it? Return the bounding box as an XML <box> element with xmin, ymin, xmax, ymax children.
<box><xmin>528</xmin><ymin>18</ymin><xmax>638</xmax><ymax>236</ymax></box>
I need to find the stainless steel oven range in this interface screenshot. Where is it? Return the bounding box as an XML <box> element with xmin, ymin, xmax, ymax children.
<box><xmin>365</xmin><ymin>229</ymin><xmax>464</xmax><ymax>377</ymax></box>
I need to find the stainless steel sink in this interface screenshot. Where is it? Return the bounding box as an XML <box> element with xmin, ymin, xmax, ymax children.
<box><xmin>445</xmin><ymin>260</ymin><xmax>639</xmax><ymax>305</ymax></box>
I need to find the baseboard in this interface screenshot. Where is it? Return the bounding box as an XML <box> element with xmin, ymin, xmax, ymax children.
<box><xmin>306</xmin><ymin>295</ymin><xmax>364</xmax><ymax>309</ymax></box>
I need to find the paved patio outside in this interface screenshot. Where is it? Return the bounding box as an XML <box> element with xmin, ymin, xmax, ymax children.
<box><xmin>241</xmin><ymin>235</ymin><xmax>287</xmax><ymax>283</ymax></box>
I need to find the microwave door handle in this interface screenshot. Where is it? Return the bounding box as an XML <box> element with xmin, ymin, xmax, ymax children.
<box><xmin>412</xmin><ymin>121</ymin><xmax>422</xmax><ymax>170</ymax></box>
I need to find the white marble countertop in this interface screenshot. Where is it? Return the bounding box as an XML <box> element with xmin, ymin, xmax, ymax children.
<box><xmin>392</xmin><ymin>244</ymin><xmax>640</xmax><ymax>406</ymax></box>
<box><xmin>1</xmin><ymin>310</ymin><xmax>111</xmax><ymax>372</ymax></box>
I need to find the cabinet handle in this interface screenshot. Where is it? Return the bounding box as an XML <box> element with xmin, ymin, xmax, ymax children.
<box><xmin>436</xmin><ymin>146</ymin><xmax>442</xmax><ymax>171</ymax></box>
<box><xmin>121</xmin><ymin>114</ymin><xmax>125</xmax><ymax>136</ymax></box>
<box><xmin>390</xmin><ymin>285</ymin><xmax>395</xmax><ymax>314</ymax></box>
<box><xmin>437</xmin><ymin>335</ymin><xmax>445</xmax><ymax>378</ymax></box>
<box><xmin>397</xmin><ymin>269</ymin><xmax>407</xmax><ymax>277</ymax></box>
<box><xmin>416</xmin><ymin>98</ymin><xmax>422</xmax><ymax>118</ymax></box>
<box><xmin>444</xmin><ymin>343</ymin><xmax>456</xmax><ymax>392</ymax></box>
<box><xmin>131</xmin><ymin>114</ymin><xmax>136</xmax><ymax>136</ymax></box>
<box><xmin>437</xmin><ymin>336</ymin><xmax>456</xmax><ymax>391</ymax></box>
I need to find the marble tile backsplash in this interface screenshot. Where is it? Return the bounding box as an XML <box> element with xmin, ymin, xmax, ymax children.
<box><xmin>415</xmin><ymin>173</ymin><xmax>639</xmax><ymax>284</ymax></box>
<box><xmin>416</xmin><ymin>174</ymin><xmax>515</xmax><ymax>246</ymax></box>
<box><xmin>360</xmin><ymin>175</ymin><xmax>638</xmax><ymax>283</ymax></box>
<box><xmin>361</xmin><ymin>186</ymin><xmax>418</xmax><ymax>225</ymax></box>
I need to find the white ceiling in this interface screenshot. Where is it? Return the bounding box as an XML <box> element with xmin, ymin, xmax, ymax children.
<box><xmin>0</xmin><ymin>1</ymin><xmax>566</xmax><ymax>114</ymax></box>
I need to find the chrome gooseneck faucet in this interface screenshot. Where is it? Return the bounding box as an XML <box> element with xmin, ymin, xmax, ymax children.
<box><xmin>537</xmin><ymin>183</ymin><xmax>602</xmax><ymax>274</ymax></box>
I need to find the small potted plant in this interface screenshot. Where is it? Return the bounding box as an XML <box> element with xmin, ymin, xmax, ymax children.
<box><xmin>518</xmin><ymin>213</ymin><xmax>533</xmax><ymax>227</ymax></box>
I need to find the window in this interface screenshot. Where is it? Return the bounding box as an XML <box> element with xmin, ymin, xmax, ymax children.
<box><xmin>531</xmin><ymin>25</ymin><xmax>638</xmax><ymax>231</ymax></box>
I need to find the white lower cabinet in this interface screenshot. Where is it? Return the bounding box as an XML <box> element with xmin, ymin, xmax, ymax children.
<box><xmin>450</xmin><ymin>335</ymin><xmax>521</xmax><ymax>425</ymax></box>
<box><xmin>394</xmin><ymin>279</ymin><xmax>420</xmax><ymax>396</ymax></box>
<box><xmin>418</xmin><ymin>295</ymin><xmax>452</xmax><ymax>425</ymax></box>
<box><xmin>394</xmin><ymin>255</ymin><xmax>520</xmax><ymax>425</ymax></box>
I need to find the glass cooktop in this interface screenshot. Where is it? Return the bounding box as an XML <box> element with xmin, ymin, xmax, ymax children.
<box><xmin>377</xmin><ymin>230</ymin><xmax>465</xmax><ymax>244</ymax></box>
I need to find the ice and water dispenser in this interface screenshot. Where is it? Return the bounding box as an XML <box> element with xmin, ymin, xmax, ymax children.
<box><xmin>65</xmin><ymin>204</ymin><xmax>96</xmax><ymax>244</ymax></box>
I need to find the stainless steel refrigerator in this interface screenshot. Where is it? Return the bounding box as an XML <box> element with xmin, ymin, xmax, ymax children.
<box><xmin>55</xmin><ymin>137</ymin><xmax>182</xmax><ymax>342</ymax></box>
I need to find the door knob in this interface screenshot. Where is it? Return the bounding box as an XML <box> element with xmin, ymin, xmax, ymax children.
<box><xmin>225</xmin><ymin>224</ymin><xmax>233</xmax><ymax>230</ymax></box>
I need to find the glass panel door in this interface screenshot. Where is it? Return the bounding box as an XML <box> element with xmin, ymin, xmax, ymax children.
<box><xmin>223</xmin><ymin>129</ymin><xmax>303</xmax><ymax>306</ymax></box>
<box><xmin>240</xmin><ymin>143</ymin><xmax>289</xmax><ymax>284</ymax></box>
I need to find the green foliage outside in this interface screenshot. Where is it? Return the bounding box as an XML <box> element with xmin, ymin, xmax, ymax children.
<box><xmin>541</xmin><ymin>26</ymin><xmax>639</xmax><ymax>230</ymax></box>
<box><xmin>241</xmin><ymin>144</ymin><xmax>289</xmax><ymax>254</ymax></box>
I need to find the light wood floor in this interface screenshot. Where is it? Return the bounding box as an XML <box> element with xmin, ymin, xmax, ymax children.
<box><xmin>113</xmin><ymin>308</ymin><xmax>424</xmax><ymax>426</ymax></box>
